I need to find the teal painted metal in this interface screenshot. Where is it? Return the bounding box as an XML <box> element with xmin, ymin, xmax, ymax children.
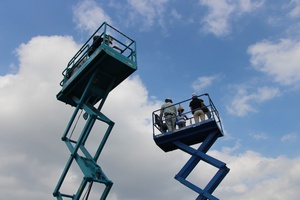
<box><xmin>152</xmin><ymin>94</ymin><xmax>229</xmax><ymax>200</ymax></box>
<box><xmin>53</xmin><ymin>22</ymin><xmax>137</xmax><ymax>200</ymax></box>
<box><xmin>57</xmin><ymin>22</ymin><xmax>137</xmax><ymax>107</ymax></box>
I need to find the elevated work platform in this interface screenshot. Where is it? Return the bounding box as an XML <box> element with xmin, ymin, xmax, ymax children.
<box><xmin>152</xmin><ymin>93</ymin><xmax>224</xmax><ymax>152</ymax></box>
<box><xmin>53</xmin><ymin>22</ymin><xmax>137</xmax><ymax>200</ymax></box>
<box><xmin>57</xmin><ymin>22</ymin><xmax>137</xmax><ymax>107</ymax></box>
<box><xmin>152</xmin><ymin>94</ymin><xmax>229</xmax><ymax>200</ymax></box>
<box><xmin>154</xmin><ymin>118</ymin><xmax>223</xmax><ymax>152</ymax></box>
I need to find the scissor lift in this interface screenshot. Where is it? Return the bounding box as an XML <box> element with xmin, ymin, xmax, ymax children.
<box><xmin>53</xmin><ymin>22</ymin><xmax>137</xmax><ymax>200</ymax></box>
<box><xmin>152</xmin><ymin>94</ymin><xmax>229</xmax><ymax>200</ymax></box>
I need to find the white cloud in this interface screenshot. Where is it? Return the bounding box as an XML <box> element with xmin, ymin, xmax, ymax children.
<box><xmin>281</xmin><ymin>132</ymin><xmax>298</xmax><ymax>142</ymax></box>
<box><xmin>199</xmin><ymin>0</ymin><xmax>264</xmax><ymax>37</ymax></box>
<box><xmin>227</xmin><ymin>85</ymin><xmax>280</xmax><ymax>116</ymax></box>
<box><xmin>73</xmin><ymin>0</ymin><xmax>112</xmax><ymax>33</ymax></box>
<box><xmin>0</xmin><ymin>23</ymin><xmax>298</xmax><ymax>200</ymax></box>
<box><xmin>288</xmin><ymin>0</ymin><xmax>300</xmax><ymax>17</ymax></box>
<box><xmin>0</xmin><ymin>34</ymin><xmax>186</xmax><ymax>200</ymax></box>
<box><xmin>126</xmin><ymin>0</ymin><xmax>169</xmax><ymax>31</ymax></box>
<box><xmin>213</xmin><ymin>150</ymin><xmax>300</xmax><ymax>199</ymax></box>
<box><xmin>237</xmin><ymin>0</ymin><xmax>265</xmax><ymax>13</ymax></box>
<box><xmin>248</xmin><ymin>39</ymin><xmax>300</xmax><ymax>86</ymax></box>
<box><xmin>0</xmin><ymin>35</ymin><xmax>80</xmax><ymax>200</ymax></box>
<box><xmin>171</xmin><ymin>8</ymin><xmax>182</xmax><ymax>20</ymax></box>
<box><xmin>199</xmin><ymin>0</ymin><xmax>234</xmax><ymax>36</ymax></box>
<box><xmin>221</xmin><ymin>140</ymin><xmax>241</xmax><ymax>154</ymax></box>
<box><xmin>192</xmin><ymin>75</ymin><xmax>219</xmax><ymax>92</ymax></box>
<box><xmin>255</xmin><ymin>86</ymin><xmax>281</xmax><ymax>102</ymax></box>
<box><xmin>250</xmin><ymin>131</ymin><xmax>268</xmax><ymax>140</ymax></box>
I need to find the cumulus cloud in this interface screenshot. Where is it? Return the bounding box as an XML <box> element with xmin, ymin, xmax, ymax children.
<box><xmin>73</xmin><ymin>0</ymin><xmax>112</xmax><ymax>33</ymax></box>
<box><xmin>227</xmin><ymin>85</ymin><xmax>280</xmax><ymax>116</ymax></box>
<box><xmin>126</xmin><ymin>0</ymin><xmax>169</xmax><ymax>31</ymax></box>
<box><xmin>248</xmin><ymin>39</ymin><xmax>300</xmax><ymax>86</ymax></box>
<box><xmin>0</xmin><ymin>33</ymin><xmax>200</xmax><ymax>200</ymax></box>
<box><xmin>0</xmin><ymin>34</ymin><xmax>173</xmax><ymax>200</ymax></box>
<box><xmin>192</xmin><ymin>75</ymin><xmax>219</xmax><ymax>93</ymax></box>
<box><xmin>0</xmin><ymin>35</ymin><xmax>80</xmax><ymax>200</ymax></box>
<box><xmin>1</xmin><ymin>34</ymin><xmax>299</xmax><ymax>200</ymax></box>
<box><xmin>213</xmin><ymin>150</ymin><xmax>300</xmax><ymax>199</ymax></box>
<box><xmin>199</xmin><ymin>0</ymin><xmax>235</xmax><ymax>36</ymax></box>
<box><xmin>72</xmin><ymin>0</ymin><xmax>170</xmax><ymax>33</ymax></box>
<box><xmin>1</xmin><ymin>2</ymin><xmax>300</xmax><ymax>198</ymax></box>
<box><xmin>199</xmin><ymin>0</ymin><xmax>264</xmax><ymax>37</ymax></box>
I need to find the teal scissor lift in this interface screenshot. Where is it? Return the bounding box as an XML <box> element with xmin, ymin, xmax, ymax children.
<box><xmin>152</xmin><ymin>94</ymin><xmax>230</xmax><ymax>200</ymax></box>
<box><xmin>53</xmin><ymin>22</ymin><xmax>137</xmax><ymax>200</ymax></box>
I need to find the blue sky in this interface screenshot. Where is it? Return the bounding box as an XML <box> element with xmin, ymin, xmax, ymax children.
<box><xmin>0</xmin><ymin>0</ymin><xmax>300</xmax><ymax>200</ymax></box>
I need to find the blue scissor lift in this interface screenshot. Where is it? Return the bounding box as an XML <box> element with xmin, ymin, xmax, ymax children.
<box><xmin>152</xmin><ymin>94</ymin><xmax>230</xmax><ymax>200</ymax></box>
<box><xmin>53</xmin><ymin>22</ymin><xmax>137</xmax><ymax>200</ymax></box>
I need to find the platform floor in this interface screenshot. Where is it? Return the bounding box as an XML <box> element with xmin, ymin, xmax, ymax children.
<box><xmin>57</xmin><ymin>46</ymin><xmax>137</xmax><ymax>107</ymax></box>
<box><xmin>154</xmin><ymin>119</ymin><xmax>223</xmax><ymax>152</ymax></box>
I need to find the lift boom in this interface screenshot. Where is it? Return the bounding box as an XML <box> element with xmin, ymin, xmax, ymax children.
<box><xmin>152</xmin><ymin>94</ymin><xmax>229</xmax><ymax>200</ymax></box>
<box><xmin>53</xmin><ymin>22</ymin><xmax>137</xmax><ymax>200</ymax></box>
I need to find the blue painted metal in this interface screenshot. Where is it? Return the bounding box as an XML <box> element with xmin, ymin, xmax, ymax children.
<box><xmin>152</xmin><ymin>94</ymin><xmax>229</xmax><ymax>200</ymax></box>
<box><xmin>53</xmin><ymin>22</ymin><xmax>137</xmax><ymax>200</ymax></box>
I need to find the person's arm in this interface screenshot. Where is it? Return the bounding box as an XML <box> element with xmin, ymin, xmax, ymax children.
<box><xmin>113</xmin><ymin>45</ymin><xmax>124</xmax><ymax>53</ymax></box>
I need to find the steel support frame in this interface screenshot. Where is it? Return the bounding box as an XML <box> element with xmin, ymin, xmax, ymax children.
<box><xmin>173</xmin><ymin>131</ymin><xmax>230</xmax><ymax>200</ymax></box>
<box><xmin>53</xmin><ymin>70</ymin><xmax>116</xmax><ymax>200</ymax></box>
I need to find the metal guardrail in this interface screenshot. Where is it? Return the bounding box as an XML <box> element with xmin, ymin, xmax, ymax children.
<box><xmin>152</xmin><ymin>93</ymin><xmax>223</xmax><ymax>136</ymax></box>
<box><xmin>59</xmin><ymin>22</ymin><xmax>137</xmax><ymax>86</ymax></box>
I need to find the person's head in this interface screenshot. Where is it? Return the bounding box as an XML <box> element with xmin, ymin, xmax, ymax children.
<box><xmin>178</xmin><ymin>106</ymin><xmax>184</xmax><ymax>113</ymax></box>
<box><xmin>104</xmin><ymin>35</ymin><xmax>113</xmax><ymax>44</ymax></box>
<box><xmin>109</xmin><ymin>37</ymin><xmax>113</xmax><ymax>44</ymax></box>
<box><xmin>93</xmin><ymin>35</ymin><xmax>100</xmax><ymax>42</ymax></box>
<box><xmin>192</xmin><ymin>93</ymin><xmax>198</xmax><ymax>99</ymax></box>
<box><xmin>165</xmin><ymin>98</ymin><xmax>172</xmax><ymax>103</ymax></box>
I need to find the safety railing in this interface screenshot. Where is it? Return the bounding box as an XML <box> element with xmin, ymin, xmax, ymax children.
<box><xmin>60</xmin><ymin>22</ymin><xmax>137</xmax><ymax>86</ymax></box>
<box><xmin>152</xmin><ymin>93</ymin><xmax>223</xmax><ymax>136</ymax></box>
